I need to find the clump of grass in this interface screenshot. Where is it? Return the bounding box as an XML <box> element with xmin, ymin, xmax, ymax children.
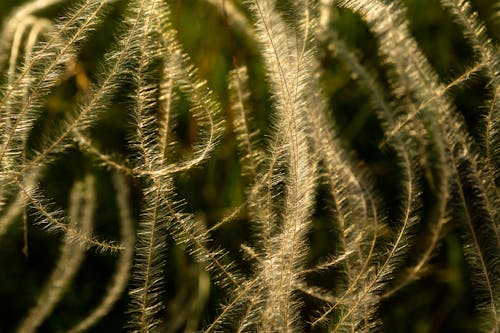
<box><xmin>0</xmin><ymin>0</ymin><xmax>498</xmax><ymax>332</ymax></box>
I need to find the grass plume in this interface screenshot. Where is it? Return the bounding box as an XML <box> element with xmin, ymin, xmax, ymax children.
<box><xmin>0</xmin><ymin>0</ymin><xmax>498</xmax><ymax>331</ymax></box>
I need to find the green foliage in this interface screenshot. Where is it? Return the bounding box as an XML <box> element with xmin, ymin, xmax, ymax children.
<box><xmin>0</xmin><ymin>0</ymin><xmax>498</xmax><ymax>332</ymax></box>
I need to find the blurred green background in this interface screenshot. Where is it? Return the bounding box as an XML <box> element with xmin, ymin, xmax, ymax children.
<box><xmin>0</xmin><ymin>0</ymin><xmax>498</xmax><ymax>332</ymax></box>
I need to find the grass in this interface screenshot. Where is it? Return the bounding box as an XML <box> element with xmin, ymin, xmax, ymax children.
<box><xmin>0</xmin><ymin>0</ymin><xmax>498</xmax><ymax>332</ymax></box>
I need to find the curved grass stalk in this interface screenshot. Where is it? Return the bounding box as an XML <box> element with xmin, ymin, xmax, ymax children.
<box><xmin>17</xmin><ymin>179</ymin><xmax>123</xmax><ymax>253</ymax></box>
<box><xmin>66</xmin><ymin>173</ymin><xmax>135</xmax><ymax>333</ymax></box>
<box><xmin>247</xmin><ymin>0</ymin><xmax>319</xmax><ymax>330</ymax></box>
<box><xmin>125</xmin><ymin>0</ymin><xmax>172</xmax><ymax>330</ymax></box>
<box><xmin>16</xmin><ymin>175</ymin><xmax>95</xmax><ymax>333</ymax></box>
<box><xmin>441</xmin><ymin>0</ymin><xmax>500</xmax><ymax>245</ymax></box>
